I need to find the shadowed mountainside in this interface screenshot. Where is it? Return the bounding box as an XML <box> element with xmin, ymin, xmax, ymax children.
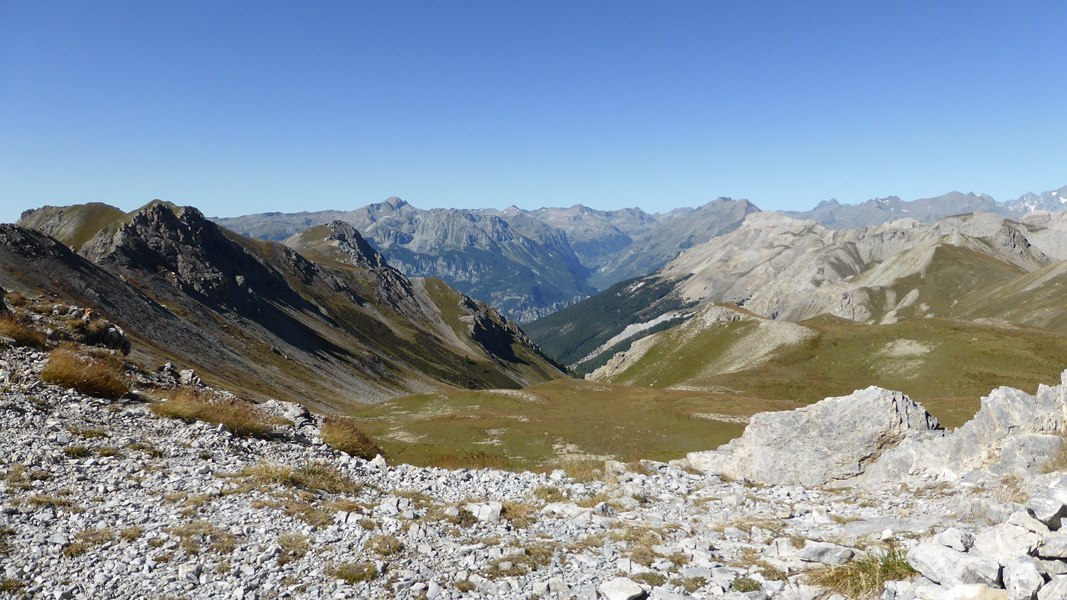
<box><xmin>10</xmin><ymin>202</ymin><xmax>564</xmax><ymax>410</ymax></box>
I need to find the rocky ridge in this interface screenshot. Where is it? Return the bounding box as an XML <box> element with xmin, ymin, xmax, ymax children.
<box><xmin>6</xmin><ymin>203</ymin><xmax>565</xmax><ymax>410</ymax></box>
<box><xmin>5</xmin><ymin>332</ymin><xmax>1067</xmax><ymax>598</ymax></box>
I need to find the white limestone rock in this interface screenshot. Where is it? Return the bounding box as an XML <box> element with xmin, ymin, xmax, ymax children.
<box><xmin>687</xmin><ymin>386</ymin><xmax>941</xmax><ymax>486</ymax></box>
<box><xmin>1003</xmin><ymin>557</ymin><xmax>1043</xmax><ymax>600</ymax></box>
<box><xmin>971</xmin><ymin>524</ymin><xmax>1042</xmax><ymax>565</ymax></box>
<box><xmin>907</xmin><ymin>542</ymin><xmax>1002</xmax><ymax>587</ymax></box>
<box><xmin>598</xmin><ymin>576</ymin><xmax>648</xmax><ymax>600</ymax></box>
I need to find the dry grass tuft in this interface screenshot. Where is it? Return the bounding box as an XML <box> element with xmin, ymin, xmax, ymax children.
<box><xmin>277</xmin><ymin>532</ymin><xmax>309</xmax><ymax>565</ymax></box>
<box><xmin>150</xmin><ymin>388</ymin><xmax>285</xmax><ymax>437</ymax></box>
<box><xmin>485</xmin><ymin>542</ymin><xmax>555</xmax><ymax>577</ymax></box>
<box><xmin>119</xmin><ymin>526</ymin><xmax>144</xmax><ymax>542</ymax></box>
<box><xmin>320</xmin><ymin>415</ymin><xmax>384</xmax><ymax>460</ymax></box>
<box><xmin>167</xmin><ymin>521</ymin><xmax>237</xmax><ymax>555</ymax></box>
<box><xmin>232</xmin><ymin>461</ymin><xmax>360</xmax><ymax>495</ymax></box>
<box><xmin>325</xmin><ymin>561</ymin><xmax>378</xmax><ymax>584</ymax></box>
<box><xmin>556</xmin><ymin>459</ymin><xmax>603</xmax><ymax>482</ymax></box>
<box><xmin>40</xmin><ymin>346</ymin><xmax>128</xmax><ymax>399</ymax></box>
<box><xmin>531</xmin><ymin>486</ymin><xmax>566</xmax><ymax>503</ymax></box>
<box><xmin>367</xmin><ymin>534</ymin><xmax>404</xmax><ymax>556</ymax></box>
<box><xmin>732</xmin><ymin>577</ymin><xmax>761</xmax><ymax>592</ymax></box>
<box><xmin>27</xmin><ymin>495</ymin><xmax>74</xmax><ymax>509</ymax></box>
<box><xmin>62</xmin><ymin>445</ymin><xmax>91</xmax><ymax>458</ymax></box>
<box><xmin>501</xmin><ymin>501</ymin><xmax>538</xmax><ymax>528</ymax></box>
<box><xmin>0</xmin><ymin>315</ymin><xmax>46</xmax><ymax>348</ymax></box>
<box><xmin>806</xmin><ymin>543</ymin><xmax>916</xmax><ymax>599</ymax></box>
<box><xmin>250</xmin><ymin>498</ymin><xmax>334</xmax><ymax>527</ymax></box>
<box><xmin>63</xmin><ymin>528</ymin><xmax>115</xmax><ymax>558</ymax></box>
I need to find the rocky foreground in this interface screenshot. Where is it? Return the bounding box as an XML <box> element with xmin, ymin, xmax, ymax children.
<box><xmin>3</xmin><ymin>343</ymin><xmax>1067</xmax><ymax>599</ymax></box>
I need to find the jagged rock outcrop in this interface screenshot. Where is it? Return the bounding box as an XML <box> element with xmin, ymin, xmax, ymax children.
<box><xmin>685</xmin><ymin>386</ymin><xmax>943</xmax><ymax>486</ymax></box>
<box><xmin>860</xmin><ymin>374</ymin><xmax>1067</xmax><ymax>486</ymax></box>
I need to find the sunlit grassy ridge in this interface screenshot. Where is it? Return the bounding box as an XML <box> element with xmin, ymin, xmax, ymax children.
<box><xmin>600</xmin><ymin>314</ymin><xmax>1067</xmax><ymax>429</ymax></box>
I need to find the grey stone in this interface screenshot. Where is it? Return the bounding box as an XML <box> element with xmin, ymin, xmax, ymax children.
<box><xmin>972</xmin><ymin>524</ymin><xmax>1042</xmax><ymax>565</ymax></box>
<box><xmin>687</xmin><ymin>386</ymin><xmax>941</xmax><ymax>485</ymax></box>
<box><xmin>907</xmin><ymin>542</ymin><xmax>1002</xmax><ymax>587</ymax></box>
<box><xmin>1038</xmin><ymin>576</ymin><xmax>1067</xmax><ymax>600</ymax></box>
<box><xmin>935</xmin><ymin>528</ymin><xmax>976</xmax><ymax>552</ymax></box>
<box><xmin>796</xmin><ymin>541</ymin><xmax>855</xmax><ymax>565</ymax></box>
<box><xmin>865</xmin><ymin>377</ymin><xmax>1067</xmax><ymax>485</ymax></box>
<box><xmin>1003</xmin><ymin>557</ymin><xmax>1043</xmax><ymax>600</ymax></box>
<box><xmin>598</xmin><ymin>577</ymin><xmax>647</xmax><ymax>600</ymax></box>
<box><xmin>1027</xmin><ymin>474</ymin><xmax>1067</xmax><ymax>530</ymax></box>
<box><xmin>1037</xmin><ymin>532</ymin><xmax>1067</xmax><ymax>559</ymax></box>
<box><xmin>464</xmin><ymin>501</ymin><xmax>502</xmax><ymax>523</ymax></box>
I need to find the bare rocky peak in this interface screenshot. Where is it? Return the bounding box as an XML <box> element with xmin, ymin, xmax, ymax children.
<box><xmin>1003</xmin><ymin>184</ymin><xmax>1067</xmax><ymax>214</ymax></box>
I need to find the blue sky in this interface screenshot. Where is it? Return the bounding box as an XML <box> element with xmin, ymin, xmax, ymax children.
<box><xmin>2</xmin><ymin>1</ymin><xmax>1065</xmax><ymax>224</ymax></box>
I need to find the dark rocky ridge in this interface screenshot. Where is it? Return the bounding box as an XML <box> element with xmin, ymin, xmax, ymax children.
<box><xmin>8</xmin><ymin>203</ymin><xmax>564</xmax><ymax>410</ymax></box>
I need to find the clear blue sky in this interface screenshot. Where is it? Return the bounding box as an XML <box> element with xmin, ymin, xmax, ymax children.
<box><xmin>2</xmin><ymin>1</ymin><xmax>1065</xmax><ymax>224</ymax></box>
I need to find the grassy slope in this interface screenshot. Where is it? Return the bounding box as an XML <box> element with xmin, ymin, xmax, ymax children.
<box><xmin>956</xmin><ymin>261</ymin><xmax>1067</xmax><ymax>331</ymax></box>
<box><xmin>524</xmin><ymin>275</ymin><xmax>692</xmax><ymax>367</ymax></box>
<box><xmin>344</xmin><ymin>378</ymin><xmax>799</xmax><ymax>469</ymax></box>
<box><xmin>664</xmin><ymin>316</ymin><xmax>1067</xmax><ymax>428</ymax></box>
<box><xmin>18</xmin><ymin>203</ymin><xmax>126</xmax><ymax>250</ymax></box>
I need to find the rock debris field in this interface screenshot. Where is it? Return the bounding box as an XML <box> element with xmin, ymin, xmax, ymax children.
<box><xmin>4</xmin><ymin>342</ymin><xmax>1067</xmax><ymax>599</ymax></box>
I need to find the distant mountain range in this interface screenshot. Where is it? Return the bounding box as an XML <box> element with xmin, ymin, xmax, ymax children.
<box><xmin>10</xmin><ymin>202</ymin><xmax>564</xmax><ymax>409</ymax></box>
<box><xmin>211</xmin><ymin>185</ymin><xmax>1067</xmax><ymax>321</ymax></box>
<box><xmin>525</xmin><ymin>208</ymin><xmax>1067</xmax><ymax>375</ymax></box>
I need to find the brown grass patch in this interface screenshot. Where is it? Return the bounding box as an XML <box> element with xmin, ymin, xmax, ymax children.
<box><xmin>230</xmin><ymin>461</ymin><xmax>360</xmax><ymax>495</ymax></box>
<box><xmin>320</xmin><ymin>416</ymin><xmax>384</xmax><ymax>460</ymax></box>
<box><xmin>0</xmin><ymin>315</ymin><xmax>46</xmax><ymax>348</ymax></box>
<box><xmin>167</xmin><ymin>521</ymin><xmax>237</xmax><ymax>555</ymax></box>
<box><xmin>40</xmin><ymin>347</ymin><xmax>128</xmax><ymax>399</ymax></box>
<box><xmin>806</xmin><ymin>543</ymin><xmax>915</xmax><ymax>599</ymax></box>
<box><xmin>151</xmin><ymin>388</ymin><xmax>286</xmax><ymax>437</ymax></box>
<box><xmin>367</xmin><ymin>534</ymin><xmax>404</xmax><ymax>556</ymax></box>
<box><xmin>278</xmin><ymin>532</ymin><xmax>309</xmax><ymax>565</ymax></box>
<box><xmin>325</xmin><ymin>561</ymin><xmax>378</xmax><ymax>584</ymax></box>
<box><xmin>501</xmin><ymin>501</ymin><xmax>538</xmax><ymax>528</ymax></box>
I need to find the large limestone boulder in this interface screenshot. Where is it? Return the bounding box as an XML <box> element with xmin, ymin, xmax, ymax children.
<box><xmin>861</xmin><ymin>373</ymin><xmax>1067</xmax><ymax>485</ymax></box>
<box><xmin>686</xmin><ymin>386</ymin><xmax>942</xmax><ymax>486</ymax></box>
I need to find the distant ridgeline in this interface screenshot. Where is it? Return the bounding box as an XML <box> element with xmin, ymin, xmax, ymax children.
<box><xmin>213</xmin><ymin>186</ymin><xmax>1066</xmax><ymax>323</ymax></box>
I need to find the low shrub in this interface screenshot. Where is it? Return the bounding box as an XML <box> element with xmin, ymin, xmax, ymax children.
<box><xmin>320</xmin><ymin>415</ymin><xmax>384</xmax><ymax>460</ymax></box>
<box><xmin>150</xmin><ymin>389</ymin><xmax>284</xmax><ymax>437</ymax></box>
<box><xmin>40</xmin><ymin>347</ymin><xmax>128</xmax><ymax>399</ymax></box>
